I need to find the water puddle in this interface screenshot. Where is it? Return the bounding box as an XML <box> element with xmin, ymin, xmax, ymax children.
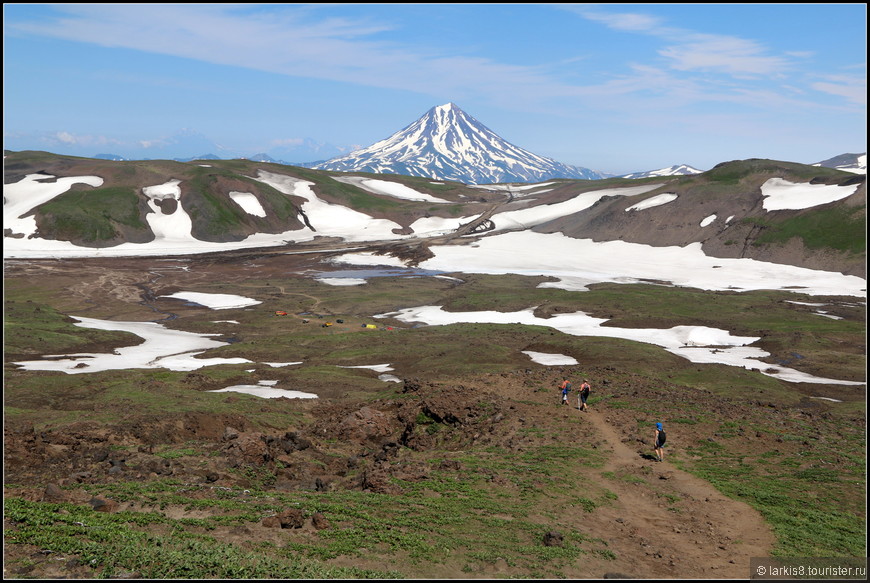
<box><xmin>311</xmin><ymin>267</ymin><xmax>446</xmax><ymax>281</ymax></box>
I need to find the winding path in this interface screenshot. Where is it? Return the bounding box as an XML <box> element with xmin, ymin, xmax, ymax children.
<box><xmin>581</xmin><ymin>406</ymin><xmax>775</xmax><ymax>578</ymax></box>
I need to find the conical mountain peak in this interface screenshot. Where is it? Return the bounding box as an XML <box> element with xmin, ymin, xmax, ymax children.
<box><xmin>314</xmin><ymin>104</ymin><xmax>604</xmax><ymax>184</ymax></box>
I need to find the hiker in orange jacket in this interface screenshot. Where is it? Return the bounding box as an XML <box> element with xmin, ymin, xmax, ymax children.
<box><xmin>559</xmin><ymin>379</ymin><xmax>571</xmax><ymax>405</ymax></box>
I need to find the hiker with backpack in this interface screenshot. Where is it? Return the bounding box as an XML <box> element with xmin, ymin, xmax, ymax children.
<box><xmin>654</xmin><ymin>422</ymin><xmax>667</xmax><ymax>462</ymax></box>
<box><xmin>578</xmin><ymin>379</ymin><xmax>591</xmax><ymax>411</ymax></box>
<box><xmin>559</xmin><ymin>379</ymin><xmax>572</xmax><ymax>406</ymax></box>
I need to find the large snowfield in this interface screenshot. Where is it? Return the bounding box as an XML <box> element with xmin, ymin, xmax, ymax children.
<box><xmin>5</xmin><ymin>171</ymin><xmax>866</xmax><ymax>392</ymax></box>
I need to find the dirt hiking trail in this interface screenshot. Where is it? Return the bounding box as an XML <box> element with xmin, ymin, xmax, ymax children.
<box><xmin>579</xmin><ymin>405</ymin><xmax>776</xmax><ymax>578</ymax></box>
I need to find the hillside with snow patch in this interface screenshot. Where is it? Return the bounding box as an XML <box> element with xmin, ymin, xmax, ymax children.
<box><xmin>3</xmin><ymin>152</ymin><xmax>866</xmax><ymax>284</ymax></box>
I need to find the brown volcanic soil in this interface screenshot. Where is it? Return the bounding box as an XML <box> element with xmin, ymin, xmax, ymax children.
<box><xmin>3</xmin><ymin>249</ymin><xmax>862</xmax><ymax>579</ymax></box>
<box><xmin>3</xmin><ymin>370</ymin><xmax>777</xmax><ymax>580</ymax></box>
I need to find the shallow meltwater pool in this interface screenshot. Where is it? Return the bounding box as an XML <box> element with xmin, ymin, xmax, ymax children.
<box><xmin>310</xmin><ymin>267</ymin><xmax>449</xmax><ymax>280</ymax></box>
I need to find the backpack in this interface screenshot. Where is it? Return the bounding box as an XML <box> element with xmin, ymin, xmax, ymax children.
<box><xmin>658</xmin><ymin>429</ymin><xmax>667</xmax><ymax>445</ymax></box>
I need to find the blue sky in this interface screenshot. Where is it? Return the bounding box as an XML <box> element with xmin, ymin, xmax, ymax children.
<box><xmin>3</xmin><ymin>3</ymin><xmax>866</xmax><ymax>175</ymax></box>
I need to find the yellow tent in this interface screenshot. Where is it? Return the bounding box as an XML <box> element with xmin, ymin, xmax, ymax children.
<box><xmin>365</xmin><ymin>324</ymin><xmax>377</xmax><ymax>329</ymax></box>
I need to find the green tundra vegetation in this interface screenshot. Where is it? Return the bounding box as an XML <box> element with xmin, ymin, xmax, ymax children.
<box><xmin>3</xmin><ymin>266</ymin><xmax>865</xmax><ymax>578</ymax></box>
<box><xmin>3</xmin><ymin>152</ymin><xmax>865</xmax><ymax>577</ymax></box>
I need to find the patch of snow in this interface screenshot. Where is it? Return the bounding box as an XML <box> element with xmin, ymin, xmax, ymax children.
<box><xmin>626</xmin><ymin>193</ymin><xmax>678</xmax><ymax>211</ymax></box>
<box><xmin>351</xmin><ymin>231</ymin><xmax>866</xmax><ymax>297</ymax></box>
<box><xmin>333</xmin><ymin>176</ymin><xmax>451</xmax><ymax>203</ymax></box>
<box><xmin>814</xmin><ymin>311</ymin><xmax>843</xmax><ymax>320</ymax></box>
<box><xmin>487</xmin><ymin>184</ymin><xmax>664</xmax><ymax>233</ymax></box>
<box><xmin>256</xmin><ymin>170</ymin><xmax>406</xmax><ymax>241</ymax></box>
<box><xmin>522</xmin><ymin>351</ymin><xmax>579</xmax><ymax>366</ymax></box>
<box><xmin>376</xmin><ymin>305</ymin><xmax>863</xmax><ymax>385</ymax></box>
<box><xmin>13</xmin><ymin>316</ymin><xmax>251</xmax><ymax>374</ymax></box>
<box><xmin>761</xmin><ymin>178</ymin><xmax>858</xmax><ymax>211</ymax></box>
<box><xmin>329</xmin><ymin>253</ymin><xmax>408</xmax><ymax>268</ymax></box>
<box><xmin>161</xmin><ymin>291</ymin><xmax>261</xmax><ymax>310</ymax></box>
<box><xmin>339</xmin><ymin>364</ymin><xmax>394</xmax><ymax>373</ymax></box>
<box><xmin>210</xmin><ymin>383</ymin><xmax>318</xmax><ymax>399</ymax></box>
<box><xmin>229</xmin><ymin>191</ymin><xmax>266</xmax><ymax>217</ymax></box>
<box><xmin>4</xmin><ymin>173</ymin><xmax>104</xmax><ymax>237</ymax></box>
<box><xmin>263</xmin><ymin>362</ymin><xmax>304</xmax><ymax>367</ymax></box>
<box><xmin>337</xmin><ymin>231</ymin><xmax>867</xmax><ymax>297</ymax></box>
<box><xmin>316</xmin><ymin>277</ymin><xmax>368</xmax><ymax>286</ymax></box>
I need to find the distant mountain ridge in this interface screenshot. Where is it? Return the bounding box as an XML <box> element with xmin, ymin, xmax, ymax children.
<box><xmin>619</xmin><ymin>164</ymin><xmax>703</xmax><ymax>179</ymax></box>
<box><xmin>175</xmin><ymin>154</ymin><xmax>222</xmax><ymax>162</ymax></box>
<box><xmin>813</xmin><ymin>153</ymin><xmax>866</xmax><ymax>174</ymax></box>
<box><xmin>80</xmin><ymin>102</ymin><xmax>863</xmax><ymax>183</ymax></box>
<box><xmin>310</xmin><ymin>103</ymin><xmax>607</xmax><ymax>185</ymax></box>
<box><xmin>86</xmin><ymin>150</ymin><xmax>864</xmax><ymax>182</ymax></box>
<box><xmin>245</xmin><ymin>153</ymin><xmax>280</xmax><ymax>164</ymax></box>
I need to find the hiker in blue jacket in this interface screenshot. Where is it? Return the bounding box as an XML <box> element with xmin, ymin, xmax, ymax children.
<box><xmin>578</xmin><ymin>379</ymin><xmax>591</xmax><ymax>411</ymax></box>
<box><xmin>654</xmin><ymin>422</ymin><xmax>667</xmax><ymax>462</ymax></box>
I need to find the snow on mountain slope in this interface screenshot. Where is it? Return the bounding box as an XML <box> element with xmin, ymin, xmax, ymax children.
<box><xmin>812</xmin><ymin>153</ymin><xmax>866</xmax><ymax>174</ymax></box>
<box><xmin>313</xmin><ymin>103</ymin><xmax>606</xmax><ymax>185</ymax></box>
<box><xmin>4</xmin><ymin>164</ymin><xmax>865</xmax><ymax>303</ymax></box>
<box><xmin>4</xmin><ymin>168</ymin><xmax>861</xmax><ymax>261</ymax></box>
<box><xmin>332</xmin><ymin>176</ymin><xmax>453</xmax><ymax>203</ymax></box>
<box><xmin>619</xmin><ymin>164</ymin><xmax>703</xmax><ymax>179</ymax></box>
<box><xmin>760</xmin><ymin>178</ymin><xmax>860</xmax><ymax>210</ymax></box>
<box><xmin>5</xmin><ymin>173</ymin><xmax>104</xmax><ymax>238</ymax></box>
<box><xmin>485</xmin><ymin>183</ymin><xmax>663</xmax><ymax>233</ymax></box>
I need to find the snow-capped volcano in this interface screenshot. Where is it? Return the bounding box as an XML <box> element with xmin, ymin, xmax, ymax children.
<box><xmin>312</xmin><ymin>103</ymin><xmax>606</xmax><ymax>185</ymax></box>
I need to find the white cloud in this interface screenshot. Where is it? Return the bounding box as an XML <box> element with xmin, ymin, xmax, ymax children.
<box><xmin>9</xmin><ymin>4</ymin><xmax>554</xmax><ymax>101</ymax></box>
<box><xmin>8</xmin><ymin>2</ymin><xmax>862</xmax><ymax>142</ymax></box>
<box><xmin>811</xmin><ymin>74</ymin><xmax>867</xmax><ymax>106</ymax></box>
<box><xmin>659</xmin><ymin>35</ymin><xmax>791</xmax><ymax>76</ymax></box>
<box><xmin>558</xmin><ymin>3</ymin><xmax>868</xmax><ymax>124</ymax></box>
<box><xmin>55</xmin><ymin>131</ymin><xmax>77</xmax><ymax>144</ymax></box>
<box><xmin>270</xmin><ymin>137</ymin><xmax>305</xmax><ymax>147</ymax></box>
<box><xmin>568</xmin><ymin>6</ymin><xmax>794</xmax><ymax>77</ymax></box>
<box><xmin>565</xmin><ymin>6</ymin><xmax>667</xmax><ymax>33</ymax></box>
<box><xmin>48</xmin><ymin>131</ymin><xmax>120</xmax><ymax>147</ymax></box>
